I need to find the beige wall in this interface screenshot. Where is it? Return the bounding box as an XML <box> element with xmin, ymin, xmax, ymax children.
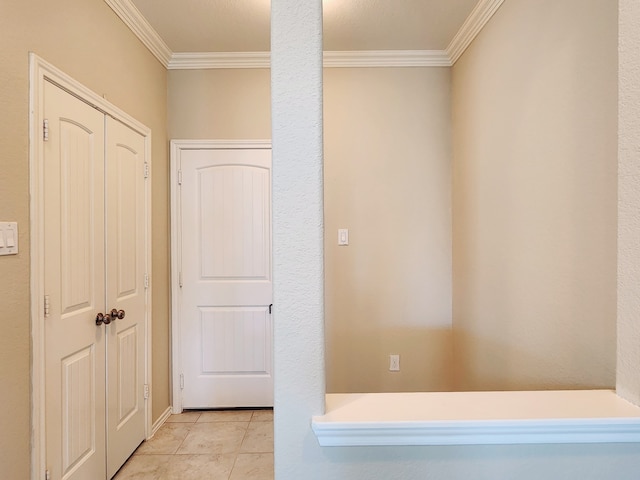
<box><xmin>324</xmin><ymin>68</ymin><xmax>452</xmax><ymax>392</ymax></box>
<box><xmin>0</xmin><ymin>1</ymin><xmax>168</xmax><ymax>478</ymax></box>
<box><xmin>169</xmin><ymin>68</ymin><xmax>453</xmax><ymax>393</ymax></box>
<box><xmin>168</xmin><ymin>69</ymin><xmax>271</xmax><ymax>139</ymax></box>
<box><xmin>451</xmin><ymin>0</ymin><xmax>617</xmax><ymax>390</ymax></box>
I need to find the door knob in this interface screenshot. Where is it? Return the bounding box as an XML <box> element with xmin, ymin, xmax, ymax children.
<box><xmin>96</xmin><ymin>312</ymin><xmax>110</xmax><ymax>326</ymax></box>
<box><xmin>96</xmin><ymin>309</ymin><xmax>125</xmax><ymax>326</ymax></box>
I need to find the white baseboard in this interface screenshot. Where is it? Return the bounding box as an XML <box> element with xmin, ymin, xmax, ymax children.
<box><xmin>150</xmin><ymin>406</ymin><xmax>173</xmax><ymax>438</ymax></box>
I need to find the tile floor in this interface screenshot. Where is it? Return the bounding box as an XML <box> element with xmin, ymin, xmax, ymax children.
<box><xmin>113</xmin><ymin>409</ymin><xmax>273</xmax><ymax>480</ymax></box>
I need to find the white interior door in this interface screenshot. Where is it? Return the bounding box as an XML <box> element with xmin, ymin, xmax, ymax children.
<box><xmin>105</xmin><ymin>117</ymin><xmax>147</xmax><ymax>478</ymax></box>
<box><xmin>179</xmin><ymin>147</ymin><xmax>273</xmax><ymax>408</ymax></box>
<box><xmin>43</xmin><ymin>81</ymin><xmax>147</xmax><ymax>480</ymax></box>
<box><xmin>44</xmin><ymin>81</ymin><xmax>107</xmax><ymax>480</ymax></box>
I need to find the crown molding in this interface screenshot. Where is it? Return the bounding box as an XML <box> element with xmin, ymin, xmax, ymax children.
<box><xmin>168</xmin><ymin>52</ymin><xmax>270</xmax><ymax>69</ymax></box>
<box><xmin>106</xmin><ymin>0</ymin><xmax>503</xmax><ymax>69</ymax></box>
<box><xmin>104</xmin><ymin>0</ymin><xmax>172</xmax><ymax>67</ymax></box>
<box><xmin>446</xmin><ymin>0</ymin><xmax>506</xmax><ymax>64</ymax></box>
<box><xmin>323</xmin><ymin>50</ymin><xmax>451</xmax><ymax>68</ymax></box>
<box><xmin>168</xmin><ymin>50</ymin><xmax>451</xmax><ymax>69</ymax></box>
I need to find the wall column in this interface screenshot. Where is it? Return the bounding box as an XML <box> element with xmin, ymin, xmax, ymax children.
<box><xmin>270</xmin><ymin>0</ymin><xmax>325</xmax><ymax>478</ymax></box>
<box><xmin>617</xmin><ymin>0</ymin><xmax>640</xmax><ymax>404</ymax></box>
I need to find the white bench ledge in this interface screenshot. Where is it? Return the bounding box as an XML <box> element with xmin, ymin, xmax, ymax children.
<box><xmin>311</xmin><ymin>390</ymin><xmax>640</xmax><ymax>446</ymax></box>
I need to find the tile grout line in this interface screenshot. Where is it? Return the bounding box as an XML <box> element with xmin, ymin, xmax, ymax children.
<box><xmin>228</xmin><ymin>415</ymin><xmax>253</xmax><ymax>480</ymax></box>
<box><xmin>171</xmin><ymin>416</ymin><xmax>199</xmax><ymax>455</ymax></box>
<box><xmin>228</xmin><ymin>450</ymin><xmax>241</xmax><ymax>480</ymax></box>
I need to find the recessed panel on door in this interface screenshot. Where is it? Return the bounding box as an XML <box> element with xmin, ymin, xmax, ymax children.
<box><xmin>198</xmin><ymin>165</ymin><xmax>270</xmax><ymax>281</ymax></box>
<box><xmin>60</xmin><ymin>120</ymin><xmax>96</xmax><ymax>315</ymax></box>
<box><xmin>114</xmin><ymin>144</ymin><xmax>139</xmax><ymax>299</ymax></box>
<box><xmin>117</xmin><ymin>326</ymin><xmax>139</xmax><ymax>426</ymax></box>
<box><xmin>61</xmin><ymin>346</ymin><xmax>96</xmax><ymax>475</ymax></box>
<box><xmin>200</xmin><ymin>306</ymin><xmax>271</xmax><ymax>375</ymax></box>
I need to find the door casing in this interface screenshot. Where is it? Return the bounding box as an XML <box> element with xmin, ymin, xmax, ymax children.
<box><xmin>170</xmin><ymin>139</ymin><xmax>272</xmax><ymax>413</ymax></box>
<box><xmin>29</xmin><ymin>54</ymin><xmax>153</xmax><ymax>480</ymax></box>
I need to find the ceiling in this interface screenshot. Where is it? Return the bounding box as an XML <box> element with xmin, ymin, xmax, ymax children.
<box><xmin>130</xmin><ymin>0</ymin><xmax>481</xmax><ymax>53</ymax></box>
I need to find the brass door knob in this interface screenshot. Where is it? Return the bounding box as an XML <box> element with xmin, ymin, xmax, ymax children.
<box><xmin>110</xmin><ymin>309</ymin><xmax>126</xmax><ymax>320</ymax></box>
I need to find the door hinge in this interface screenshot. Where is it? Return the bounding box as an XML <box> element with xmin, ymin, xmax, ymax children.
<box><xmin>144</xmin><ymin>163</ymin><xmax>150</xmax><ymax>179</ymax></box>
<box><xmin>180</xmin><ymin>373</ymin><xmax>184</xmax><ymax>390</ymax></box>
<box><xmin>144</xmin><ymin>273</ymin><xmax>149</xmax><ymax>289</ymax></box>
<box><xmin>44</xmin><ymin>295</ymin><xmax>50</xmax><ymax>317</ymax></box>
<box><xmin>177</xmin><ymin>169</ymin><xmax>182</xmax><ymax>185</ymax></box>
<box><xmin>143</xmin><ymin>384</ymin><xmax>150</xmax><ymax>399</ymax></box>
<box><xmin>45</xmin><ymin>469</ymin><xmax>51</xmax><ymax>480</ymax></box>
<box><xmin>179</xmin><ymin>271</ymin><xmax>183</xmax><ymax>288</ymax></box>
<box><xmin>43</xmin><ymin>119</ymin><xmax>49</xmax><ymax>141</ymax></box>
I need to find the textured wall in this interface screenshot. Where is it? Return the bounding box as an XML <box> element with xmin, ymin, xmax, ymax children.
<box><xmin>271</xmin><ymin>0</ymin><xmax>325</xmax><ymax>478</ymax></box>
<box><xmin>451</xmin><ymin>0</ymin><xmax>617</xmax><ymax>391</ymax></box>
<box><xmin>617</xmin><ymin>0</ymin><xmax>640</xmax><ymax>404</ymax></box>
<box><xmin>0</xmin><ymin>1</ymin><xmax>168</xmax><ymax>478</ymax></box>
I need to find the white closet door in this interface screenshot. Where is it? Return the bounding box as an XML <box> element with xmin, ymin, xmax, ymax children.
<box><xmin>44</xmin><ymin>80</ymin><xmax>107</xmax><ymax>480</ymax></box>
<box><xmin>43</xmin><ymin>81</ymin><xmax>147</xmax><ymax>480</ymax></box>
<box><xmin>105</xmin><ymin>117</ymin><xmax>147</xmax><ymax>479</ymax></box>
<box><xmin>180</xmin><ymin>147</ymin><xmax>273</xmax><ymax>408</ymax></box>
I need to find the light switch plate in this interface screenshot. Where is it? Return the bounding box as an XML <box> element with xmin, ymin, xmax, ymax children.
<box><xmin>0</xmin><ymin>222</ymin><xmax>18</xmax><ymax>256</ymax></box>
<box><xmin>338</xmin><ymin>228</ymin><xmax>349</xmax><ymax>246</ymax></box>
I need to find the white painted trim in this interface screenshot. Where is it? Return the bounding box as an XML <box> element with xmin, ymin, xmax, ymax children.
<box><xmin>446</xmin><ymin>0</ymin><xmax>506</xmax><ymax>64</ymax></box>
<box><xmin>29</xmin><ymin>53</ymin><xmax>47</xmax><ymax>480</ymax></box>
<box><xmin>312</xmin><ymin>391</ymin><xmax>640</xmax><ymax>447</ymax></box>
<box><xmin>170</xmin><ymin>139</ymin><xmax>272</xmax><ymax>415</ymax></box>
<box><xmin>168</xmin><ymin>50</ymin><xmax>451</xmax><ymax>69</ymax></box>
<box><xmin>172</xmin><ymin>139</ymin><xmax>272</xmax><ymax>150</ymax></box>
<box><xmin>29</xmin><ymin>54</ymin><xmax>153</xmax><ymax>480</ymax></box>
<box><xmin>313</xmin><ymin>419</ymin><xmax>640</xmax><ymax>446</ymax></box>
<box><xmin>30</xmin><ymin>56</ymin><xmax>151</xmax><ymax>136</ymax></box>
<box><xmin>150</xmin><ymin>406</ymin><xmax>173</xmax><ymax>438</ymax></box>
<box><xmin>169</xmin><ymin>52</ymin><xmax>270</xmax><ymax>70</ymax></box>
<box><xmin>169</xmin><ymin>141</ymin><xmax>183</xmax><ymax>415</ymax></box>
<box><xmin>143</xmin><ymin>127</ymin><xmax>153</xmax><ymax>442</ymax></box>
<box><xmin>323</xmin><ymin>50</ymin><xmax>451</xmax><ymax>68</ymax></box>
<box><xmin>104</xmin><ymin>0</ymin><xmax>172</xmax><ymax>67</ymax></box>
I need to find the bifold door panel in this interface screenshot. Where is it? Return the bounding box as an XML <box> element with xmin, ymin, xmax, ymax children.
<box><xmin>44</xmin><ymin>82</ymin><xmax>107</xmax><ymax>480</ymax></box>
<box><xmin>105</xmin><ymin>116</ymin><xmax>147</xmax><ymax>479</ymax></box>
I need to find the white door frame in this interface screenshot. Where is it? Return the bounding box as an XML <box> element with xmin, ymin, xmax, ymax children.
<box><xmin>29</xmin><ymin>54</ymin><xmax>153</xmax><ymax>480</ymax></box>
<box><xmin>170</xmin><ymin>139</ymin><xmax>272</xmax><ymax>414</ymax></box>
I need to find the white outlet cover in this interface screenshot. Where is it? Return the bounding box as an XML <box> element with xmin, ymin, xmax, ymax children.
<box><xmin>389</xmin><ymin>354</ymin><xmax>400</xmax><ymax>372</ymax></box>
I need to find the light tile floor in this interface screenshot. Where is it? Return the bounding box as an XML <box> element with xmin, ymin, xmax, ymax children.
<box><xmin>113</xmin><ymin>409</ymin><xmax>273</xmax><ymax>480</ymax></box>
